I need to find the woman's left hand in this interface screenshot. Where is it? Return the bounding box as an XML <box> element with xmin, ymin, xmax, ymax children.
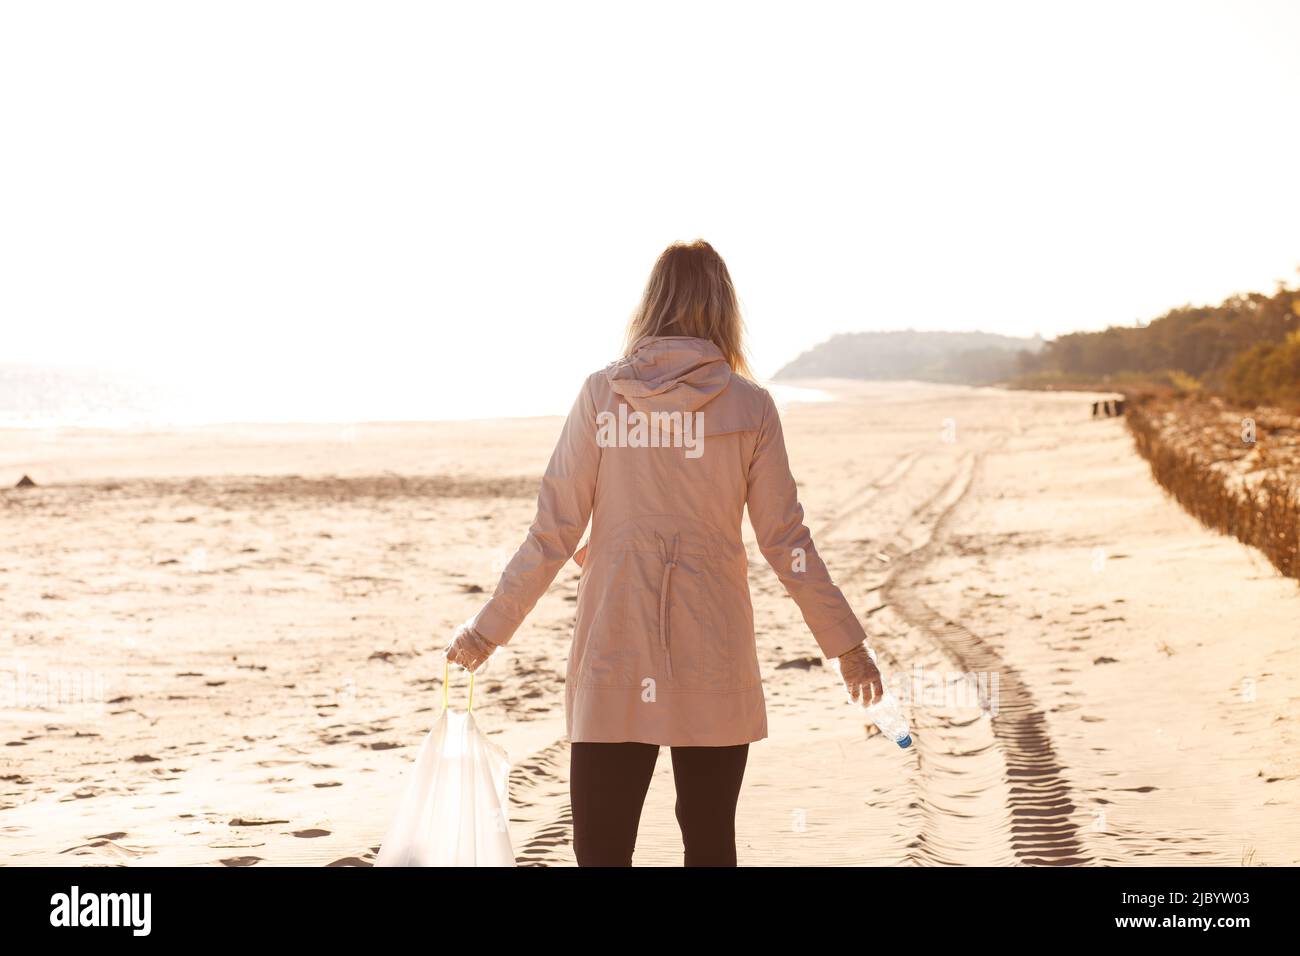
<box><xmin>836</xmin><ymin>642</ymin><xmax>884</xmax><ymax>707</ymax></box>
<box><xmin>443</xmin><ymin>621</ymin><xmax>497</xmax><ymax>673</ymax></box>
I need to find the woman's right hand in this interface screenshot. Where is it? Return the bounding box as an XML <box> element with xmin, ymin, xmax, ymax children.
<box><xmin>442</xmin><ymin>620</ymin><xmax>498</xmax><ymax>673</ymax></box>
<box><xmin>836</xmin><ymin>642</ymin><xmax>884</xmax><ymax>707</ymax></box>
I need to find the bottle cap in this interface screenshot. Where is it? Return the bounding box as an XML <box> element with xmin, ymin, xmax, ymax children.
<box><xmin>896</xmin><ymin>734</ymin><xmax>912</xmax><ymax>749</ymax></box>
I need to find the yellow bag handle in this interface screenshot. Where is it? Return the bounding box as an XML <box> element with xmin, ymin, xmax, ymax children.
<box><xmin>442</xmin><ymin>657</ymin><xmax>475</xmax><ymax>713</ymax></box>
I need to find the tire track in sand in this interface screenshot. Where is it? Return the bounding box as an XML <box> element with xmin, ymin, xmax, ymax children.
<box><xmin>507</xmin><ymin>739</ymin><xmax>575</xmax><ymax>866</ymax></box>
<box><xmin>871</xmin><ymin>448</ymin><xmax>1092</xmax><ymax>866</ymax></box>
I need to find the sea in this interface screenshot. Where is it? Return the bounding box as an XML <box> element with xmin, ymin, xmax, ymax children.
<box><xmin>0</xmin><ymin>363</ymin><xmax>831</xmax><ymax>429</ymax></box>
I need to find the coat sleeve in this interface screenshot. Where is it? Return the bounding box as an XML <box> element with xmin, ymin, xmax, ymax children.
<box><xmin>745</xmin><ymin>388</ymin><xmax>868</xmax><ymax>660</ymax></box>
<box><xmin>468</xmin><ymin>376</ymin><xmax>600</xmax><ymax>646</ymax></box>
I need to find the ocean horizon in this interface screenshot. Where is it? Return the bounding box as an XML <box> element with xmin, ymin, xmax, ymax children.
<box><xmin>0</xmin><ymin>362</ymin><xmax>832</xmax><ymax>430</ymax></box>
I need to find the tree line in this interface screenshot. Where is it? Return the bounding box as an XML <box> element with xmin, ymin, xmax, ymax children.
<box><xmin>1016</xmin><ymin>283</ymin><xmax>1300</xmax><ymax>407</ymax></box>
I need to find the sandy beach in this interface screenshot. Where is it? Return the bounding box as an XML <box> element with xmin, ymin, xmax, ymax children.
<box><xmin>2</xmin><ymin>381</ymin><xmax>1298</xmax><ymax>866</ymax></box>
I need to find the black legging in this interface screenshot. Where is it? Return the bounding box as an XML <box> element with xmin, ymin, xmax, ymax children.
<box><xmin>569</xmin><ymin>741</ymin><xmax>750</xmax><ymax>866</ymax></box>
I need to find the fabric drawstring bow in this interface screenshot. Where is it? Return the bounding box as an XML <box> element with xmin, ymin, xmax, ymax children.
<box><xmin>655</xmin><ymin>531</ymin><xmax>680</xmax><ymax>680</ymax></box>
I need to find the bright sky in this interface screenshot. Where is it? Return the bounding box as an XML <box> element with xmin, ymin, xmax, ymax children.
<box><xmin>3</xmin><ymin>0</ymin><xmax>1299</xmax><ymax>419</ymax></box>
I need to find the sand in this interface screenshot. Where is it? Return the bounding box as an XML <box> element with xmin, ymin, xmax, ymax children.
<box><xmin>2</xmin><ymin>381</ymin><xmax>1297</xmax><ymax>866</ymax></box>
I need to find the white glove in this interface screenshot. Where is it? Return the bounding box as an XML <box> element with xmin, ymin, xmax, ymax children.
<box><xmin>836</xmin><ymin>642</ymin><xmax>883</xmax><ymax>707</ymax></box>
<box><xmin>442</xmin><ymin>619</ymin><xmax>498</xmax><ymax>673</ymax></box>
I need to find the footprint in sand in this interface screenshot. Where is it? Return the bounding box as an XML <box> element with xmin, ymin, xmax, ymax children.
<box><xmin>228</xmin><ymin>817</ymin><xmax>290</xmax><ymax>827</ymax></box>
<box><xmin>220</xmin><ymin>856</ymin><xmax>262</xmax><ymax>867</ymax></box>
<box><xmin>60</xmin><ymin>833</ymin><xmax>150</xmax><ymax>860</ymax></box>
<box><xmin>292</xmin><ymin>829</ymin><xmax>330</xmax><ymax>838</ymax></box>
<box><xmin>776</xmin><ymin>657</ymin><xmax>823</xmax><ymax>670</ymax></box>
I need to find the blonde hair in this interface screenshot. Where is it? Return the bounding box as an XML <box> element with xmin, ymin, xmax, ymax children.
<box><xmin>624</xmin><ymin>239</ymin><xmax>754</xmax><ymax>379</ymax></box>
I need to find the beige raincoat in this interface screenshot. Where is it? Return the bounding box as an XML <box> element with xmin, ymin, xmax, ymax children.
<box><xmin>469</xmin><ymin>335</ymin><xmax>868</xmax><ymax>746</ymax></box>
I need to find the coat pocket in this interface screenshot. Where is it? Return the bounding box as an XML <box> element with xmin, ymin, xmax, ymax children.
<box><xmin>575</xmin><ymin>550</ymin><xmax>644</xmax><ymax>687</ymax></box>
<box><xmin>664</xmin><ymin>557</ymin><xmax>735</xmax><ymax>691</ymax></box>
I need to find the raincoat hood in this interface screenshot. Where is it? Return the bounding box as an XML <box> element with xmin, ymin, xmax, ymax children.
<box><xmin>604</xmin><ymin>336</ymin><xmax>733</xmax><ymax>414</ymax></box>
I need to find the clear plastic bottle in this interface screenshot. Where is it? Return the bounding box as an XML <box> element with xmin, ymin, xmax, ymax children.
<box><xmin>863</xmin><ymin>647</ymin><xmax>912</xmax><ymax>748</ymax></box>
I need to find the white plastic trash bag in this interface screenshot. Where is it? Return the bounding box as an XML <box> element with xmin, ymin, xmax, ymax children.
<box><xmin>375</xmin><ymin>662</ymin><xmax>515</xmax><ymax>867</ymax></box>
